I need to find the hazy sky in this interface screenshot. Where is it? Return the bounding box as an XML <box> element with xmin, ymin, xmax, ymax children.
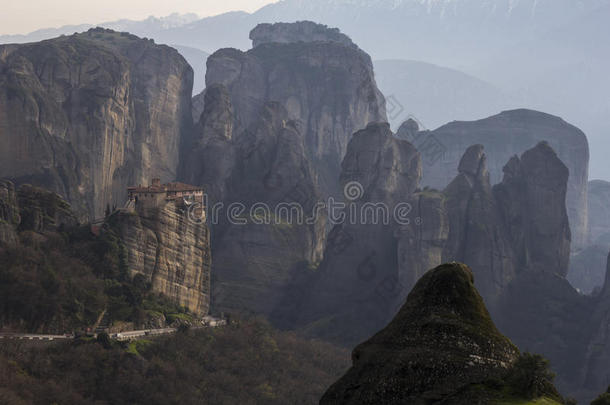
<box><xmin>0</xmin><ymin>0</ymin><xmax>277</xmax><ymax>35</ymax></box>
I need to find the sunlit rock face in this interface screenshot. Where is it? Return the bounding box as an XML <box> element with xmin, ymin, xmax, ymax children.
<box><xmin>0</xmin><ymin>28</ymin><xmax>193</xmax><ymax>220</ymax></box>
<box><xmin>113</xmin><ymin>202</ymin><xmax>211</xmax><ymax>317</ymax></box>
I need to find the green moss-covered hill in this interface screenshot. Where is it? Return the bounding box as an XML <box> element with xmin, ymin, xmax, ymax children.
<box><xmin>321</xmin><ymin>263</ymin><xmax>567</xmax><ymax>405</ymax></box>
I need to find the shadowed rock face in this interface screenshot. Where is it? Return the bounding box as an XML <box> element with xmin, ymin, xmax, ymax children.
<box><xmin>293</xmin><ymin>122</ymin><xmax>424</xmax><ymax>345</ymax></box>
<box><xmin>442</xmin><ymin>145</ymin><xmax>516</xmax><ymax>303</ymax></box>
<box><xmin>293</xmin><ymin>140</ymin><xmax>572</xmax><ymax>346</ymax></box>
<box><xmin>0</xmin><ymin>28</ymin><xmax>194</xmax><ymax>219</ymax></box>
<box><xmin>416</xmin><ymin>109</ymin><xmax>589</xmax><ymax>250</ymax></box>
<box><xmin>321</xmin><ymin>263</ymin><xmax>520</xmax><ymax>405</ymax></box>
<box><xmin>182</xmin><ymin>23</ymin><xmax>385</xmax><ymax>319</ymax></box>
<box><xmin>183</xmin><ymin>82</ymin><xmax>326</xmax><ymax>317</ymax></box>
<box><xmin>493</xmin><ymin>141</ymin><xmax>571</xmax><ymax>277</ymax></box>
<box><xmin>197</xmin><ymin>23</ymin><xmax>386</xmax><ymax>199</ymax></box>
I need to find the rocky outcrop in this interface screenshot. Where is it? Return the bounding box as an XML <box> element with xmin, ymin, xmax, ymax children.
<box><xmin>493</xmin><ymin>141</ymin><xmax>571</xmax><ymax>277</ymax></box>
<box><xmin>295</xmin><ymin>140</ymin><xmax>574</xmax><ymax>347</ymax></box>
<box><xmin>294</xmin><ymin>123</ymin><xmax>424</xmax><ymax>345</ymax></box>
<box><xmin>112</xmin><ymin>201</ymin><xmax>211</xmax><ymax>317</ymax></box>
<box><xmin>181</xmin><ymin>23</ymin><xmax>385</xmax><ymax>319</ymax></box>
<box><xmin>182</xmin><ymin>84</ymin><xmax>235</xmax><ymax>205</ymax></box>
<box><xmin>321</xmin><ymin>263</ymin><xmax>523</xmax><ymax>405</ymax></box>
<box><xmin>196</xmin><ymin>23</ymin><xmax>386</xmax><ymax>198</ymax></box>
<box><xmin>0</xmin><ymin>28</ymin><xmax>193</xmax><ymax>219</ymax></box>
<box><xmin>249</xmin><ymin>21</ymin><xmax>357</xmax><ymax>49</ymax></box>
<box><xmin>442</xmin><ymin>145</ymin><xmax>516</xmax><ymax>302</ymax></box>
<box><xmin>416</xmin><ymin>109</ymin><xmax>589</xmax><ymax>250</ymax></box>
<box><xmin>184</xmin><ymin>82</ymin><xmax>326</xmax><ymax>317</ymax></box>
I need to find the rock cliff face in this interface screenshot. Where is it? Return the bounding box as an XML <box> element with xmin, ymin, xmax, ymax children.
<box><xmin>183</xmin><ymin>83</ymin><xmax>326</xmax><ymax>317</ymax></box>
<box><xmin>493</xmin><ymin>141</ymin><xmax>571</xmax><ymax>277</ymax></box>
<box><xmin>321</xmin><ymin>263</ymin><xmax>524</xmax><ymax>405</ymax></box>
<box><xmin>0</xmin><ymin>28</ymin><xmax>193</xmax><ymax>219</ymax></box>
<box><xmin>181</xmin><ymin>23</ymin><xmax>385</xmax><ymax>319</ymax></box>
<box><xmin>195</xmin><ymin>23</ymin><xmax>386</xmax><ymax>198</ymax></box>
<box><xmin>297</xmin><ymin>140</ymin><xmax>572</xmax><ymax>346</ymax></box>
<box><xmin>294</xmin><ymin>122</ymin><xmax>424</xmax><ymax>345</ymax></box>
<box><xmin>113</xmin><ymin>202</ymin><xmax>211</xmax><ymax>316</ymax></box>
<box><xmin>442</xmin><ymin>145</ymin><xmax>516</xmax><ymax>301</ymax></box>
<box><xmin>416</xmin><ymin>109</ymin><xmax>589</xmax><ymax>250</ymax></box>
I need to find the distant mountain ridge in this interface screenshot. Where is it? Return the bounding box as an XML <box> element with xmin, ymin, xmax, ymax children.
<box><xmin>0</xmin><ymin>13</ymin><xmax>199</xmax><ymax>44</ymax></box>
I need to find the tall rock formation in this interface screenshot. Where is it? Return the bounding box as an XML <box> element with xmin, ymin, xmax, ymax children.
<box><xmin>192</xmin><ymin>20</ymin><xmax>386</xmax><ymax>198</ymax></box>
<box><xmin>0</xmin><ymin>28</ymin><xmax>193</xmax><ymax>219</ymax></box>
<box><xmin>493</xmin><ymin>141</ymin><xmax>571</xmax><ymax>277</ymax></box>
<box><xmin>294</xmin><ymin>122</ymin><xmax>425</xmax><ymax>345</ymax></box>
<box><xmin>183</xmin><ymin>83</ymin><xmax>326</xmax><ymax>317</ymax></box>
<box><xmin>442</xmin><ymin>145</ymin><xmax>516</xmax><ymax>302</ymax></box>
<box><xmin>181</xmin><ymin>22</ymin><xmax>385</xmax><ymax>319</ymax></box>
<box><xmin>296</xmin><ymin>140</ymin><xmax>573</xmax><ymax>346</ymax></box>
<box><xmin>413</xmin><ymin>109</ymin><xmax>589</xmax><ymax>250</ymax></box>
<box><xmin>320</xmin><ymin>263</ymin><xmax>558</xmax><ymax>405</ymax></box>
<box><xmin>112</xmin><ymin>191</ymin><xmax>211</xmax><ymax>317</ymax></box>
